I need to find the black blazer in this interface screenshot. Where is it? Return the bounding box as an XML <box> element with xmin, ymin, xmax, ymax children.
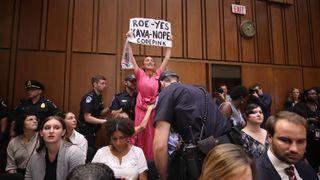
<box><xmin>256</xmin><ymin>153</ymin><xmax>318</xmax><ymax>180</ymax></box>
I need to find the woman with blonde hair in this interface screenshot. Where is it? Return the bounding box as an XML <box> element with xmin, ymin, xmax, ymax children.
<box><xmin>199</xmin><ymin>144</ymin><xmax>257</xmax><ymax>180</ymax></box>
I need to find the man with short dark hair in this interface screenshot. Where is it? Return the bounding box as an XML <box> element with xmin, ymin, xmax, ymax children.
<box><xmin>256</xmin><ymin>111</ymin><xmax>318</xmax><ymax>180</ymax></box>
<box><xmin>78</xmin><ymin>75</ymin><xmax>109</xmax><ymax>149</ymax></box>
<box><xmin>14</xmin><ymin>80</ymin><xmax>58</xmax><ymax>124</ymax></box>
<box><xmin>252</xmin><ymin>84</ymin><xmax>272</xmax><ymax>125</ymax></box>
<box><xmin>153</xmin><ymin>71</ymin><xmax>230</xmax><ymax>180</ymax></box>
<box><xmin>110</xmin><ymin>74</ymin><xmax>137</xmax><ymax>121</ymax></box>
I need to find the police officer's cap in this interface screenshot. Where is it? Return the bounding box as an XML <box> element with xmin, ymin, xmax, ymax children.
<box><xmin>125</xmin><ymin>74</ymin><xmax>136</xmax><ymax>81</ymax></box>
<box><xmin>25</xmin><ymin>80</ymin><xmax>44</xmax><ymax>90</ymax></box>
<box><xmin>159</xmin><ymin>71</ymin><xmax>179</xmax><ymax>81</ymax></box>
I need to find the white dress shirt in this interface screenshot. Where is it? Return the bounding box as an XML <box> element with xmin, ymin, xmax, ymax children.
<box><xmin>267</xmin><ymin>149</ymin><xmax>302</xmax><ymax>180</ymax></box>
<box><xmin>69</xmin><ymin>130</ymin><xmax>88</xmax><ymax>159</ymax></box>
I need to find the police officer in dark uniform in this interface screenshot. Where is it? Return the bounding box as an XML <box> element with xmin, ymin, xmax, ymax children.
<box><xmin>0</xmin><ymin>98</ymin><xmax>8</xmax><ymax>142</ymax></box>
<box><xmin>110</xmin><ymin>74</ymin><xmax>137</xmax><ymax>121</ymax></box>
<box><xmin>153</xmin><ymin>71</ymin><xmax>231</xmax><ymax>180</ymax></box>
<box><xmin>14</xmin><ymin>80</ymin><xmax>58</xmax><ymax>126</ymax></box>
<box><xmin>77</xmin><ymin>75</ymin><xmax>109</xmax><ymax>149</ymax></box>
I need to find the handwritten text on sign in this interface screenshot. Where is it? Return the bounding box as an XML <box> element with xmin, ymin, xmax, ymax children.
<box><xmin>129</xmin><ymin>18</ymin><xmax>172</xmax><ymax>47</ymax></box>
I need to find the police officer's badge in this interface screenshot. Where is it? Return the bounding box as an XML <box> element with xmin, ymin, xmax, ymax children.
<box><xmin>41</xmin><ymin>103</ymin><xmax>46</xmax><ymax>108</ymax></box>
<box><xmin>86</xmin><ymin>96</ymin><xmax>92</xmax><ymax>103</ymax></box>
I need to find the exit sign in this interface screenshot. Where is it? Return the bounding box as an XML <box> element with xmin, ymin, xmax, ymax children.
<box><xmin>231</xmin><ymin>4</ymin><xmax>246</xmax><ymax>15</ymax></box>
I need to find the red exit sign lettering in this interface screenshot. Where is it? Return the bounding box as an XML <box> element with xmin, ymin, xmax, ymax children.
<box><xmin>231</xmin><ymin>4</ymin><xmax>246</xmax><ymax>15</ymax></box>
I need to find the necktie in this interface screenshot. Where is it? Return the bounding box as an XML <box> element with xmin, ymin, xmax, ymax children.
<box><xmin>284</xmin><ymin>165</ymin><xmax>297</xmax><ymax>180</ymax></box>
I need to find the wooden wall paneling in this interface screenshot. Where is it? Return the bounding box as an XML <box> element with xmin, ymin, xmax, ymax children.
<box><xmin>0</xmin><ymin>50</ymin><xmax>10</xmax><ymax>99</ymax></box>
<box><xmin>73</xmin><ymin>0</ymin><xmax>94</xmax><ymax>52</ymax></box>
<box><xmin>122</xmin><ymin>0</ymin><xmax>141</xmax><ymax>56</ymax></box>
<box><xmin>46</xmin><ymin>0</ymin><xmax>69</xmax><ymax>51</ymax></box>
<box><xmin>240</xmin><ymin>0</ymin><xmax>255</xmax><ymax>63</ymax></box>
<box><xmin>241</xmin><ymin>65</ymin><xmax>275</xmax><ymax>114</ymax></box>
<box><xmin>167</xmin><ymin>60</ymin><xmax>207</xmax><ymax>87</ymax></box>
<box><xmin>284</xmin><ymin>3</ymin><xmax>299</xmax><ymax>65</ymax></box>
<box><xmin>223</xmin><ymin>0</ymin><xmax>239</xmax><ymax>61</ymax></box>
<box><xmin>255</xmin><ymin>1</ymin><xmax>271</xmax><ymax>63</ymax></box>
<box><xmin>302</xmin><ymin>67</ymin><xmax>320</xmax><ymax>89</ymax></box>
<box><xmin>14</xmin><ymin>51</ymin><xmax>65</xmax><ymax>109</ymax></box>
<box><xmin>270</xmin><ymin>4</ymin><xmax>285</xmax><ymax>65</ymax></box>
<box><xmin>296</xmin><ymin>0</ymin><xmax>312</xmax><ymax>66</ymax></box>
<box><xmin>69</xmin><ymin>53</ymin><xmax>116</xmax><ymax>148</ymax></box>
<box><xmin>272</xmin><ymin>67</ymin><xmax>303</xmax><ymax>112</ymax></box>
<box><xmin>0</xmin><ymin>0</ymin><xmax>14</xmax><ymax>48</ymax></box>
<box><xmin>97</xmin><ymin>0</ymin><xmax>117</xmax><ymax>54</ymax></box>
<box><xmin>167</xmin><ymin>0</ymin><xmax>183</xmax><ymax>58</ymax></box>
<box><xmin>18</xmin><ymin>0</ymin><xmax>42</xmax><ymax>49</ymax></box>
<box><xmin>144</xmin><ymin>0</ymin><xmax>162</xmax><ymax>56</ymax></box>
<box><xmin>205</xmin><ymin>0</ymin><xmax>221</xmax><ymax>60</ymax></box>
<box><xmin>309</xmin><ymin>0</ymin><xmax>320</xmax><ymax>66</ymax></box>
<box><xmin>186</xmin><ymin>0</ymin><xmax>203</xmax><ymax>59</ymax></box>
<box><xmin>69</xmin><ymin>53</ymin><xmax>116</xmax><ymax>116</ymax></box>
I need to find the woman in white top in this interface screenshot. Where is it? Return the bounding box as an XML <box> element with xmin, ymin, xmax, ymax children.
<box><xmin>92</xmin><ymin>118</ymin><xmax>148</xmax><ymax>180</ymax></box>
<box><xmin>57</xmin><ymin>111</ymin><xmax>88</xmax><ymax>159</ymax></box>
<box><xmin>6</xmin><ymin>114</ymin><xmax>38</xmax><ymax>176</ymax></box>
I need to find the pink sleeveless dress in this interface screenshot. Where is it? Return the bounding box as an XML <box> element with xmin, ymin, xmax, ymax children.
<box><xmin>133</xmin><ymin>68</ymin><xmax>161</xmax><ymax>160</ymax></box>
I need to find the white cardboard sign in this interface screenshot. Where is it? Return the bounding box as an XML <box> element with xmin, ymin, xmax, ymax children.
<box><xmin>128</xmin><ymin>18</ymin><xmax>172</xmax><ymax>47</ymax></box>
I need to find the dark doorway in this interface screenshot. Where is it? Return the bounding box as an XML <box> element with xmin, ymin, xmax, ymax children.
<box><xmin>211</xmin><ymin>64</ymin><xmax>241</xmax><ymax>94</ymax></box>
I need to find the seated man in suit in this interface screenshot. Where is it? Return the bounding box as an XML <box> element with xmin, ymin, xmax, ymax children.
<box><xmin>256</xmin><ymin>111</ymin><xmax>318</xmax><ymax>180</ymax></box>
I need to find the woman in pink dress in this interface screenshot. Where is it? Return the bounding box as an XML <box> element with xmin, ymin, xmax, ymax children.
<box><xmin>127</xmin><ymin>36</ymin><xmax>172</xmax><ymax>160</ymax></box>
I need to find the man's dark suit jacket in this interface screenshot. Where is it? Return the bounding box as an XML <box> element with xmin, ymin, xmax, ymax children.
<box><xmin>256</xmin><ymin>153</ymin><xmax>318</xmax><ymax>180</ymax></box>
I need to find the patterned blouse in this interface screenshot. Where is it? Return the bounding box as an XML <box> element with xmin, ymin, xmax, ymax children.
<box><xmin>241</xmin><ymin>131</ymin><xmax>269</xmax><ymax>159</ymax></box>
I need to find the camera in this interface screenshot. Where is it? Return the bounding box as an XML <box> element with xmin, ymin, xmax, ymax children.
<box><xmin>217</xmin><ymin>87</ymin><xmax>224</xmax><ymax>94</ymax></box>
<box><xmin>248</xmin><ymin>88</ymin><xmax>258</xmax><ymax>94</ymax></box>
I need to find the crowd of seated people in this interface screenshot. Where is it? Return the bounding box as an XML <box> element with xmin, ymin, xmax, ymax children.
<box><xmin>1</xmin><ymin>76</ymin><xmax>320</xmax><ymax>180</ymax></box>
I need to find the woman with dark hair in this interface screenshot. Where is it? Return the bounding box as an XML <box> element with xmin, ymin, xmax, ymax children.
<box><xmin>290</xmin><ymin>88</ymin><xmax>320</xmax><ymax>172</ymax></box>
<box><xmin>219</xmin><ymin>85</ymin><xmax>249</xmax><ymax>128</ymax></box>
<box><xmin>126</xmin><ymin>32</ymin><xmax>172</xmax><ymax>160</ymax></box>
<box><xmin>92</xmin><ymin>118</ymin><xmax>148</xmax><ymax>180</ymax></box>
<box><xmin>284</xmin><ymin>88</ymin><xmax>301</xmax><ymax>110</ymax></box>
<box><xmin>241</xmin><ymin>103</ymin><xmax>268</xmax><ymax>159</ymax></box>
<box><xmin>25</xmin><ymin>116</ymin><xmax>85</xmax><ymax>180</ymax></box>
<box><xmin>57</xmin><ymin>111</ymin><xmax>88</xmax><ymax>159</ymax></box>
<box><xmin>6</xmin><ymin>114</ymin><xmax>38</xmax><ymax>175</ymax></box>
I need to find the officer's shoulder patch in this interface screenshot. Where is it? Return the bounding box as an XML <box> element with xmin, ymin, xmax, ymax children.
<box><xmin>86</xmin><ymin>96</ymin><xmax>92</xmax><ymax>103</ymax></box>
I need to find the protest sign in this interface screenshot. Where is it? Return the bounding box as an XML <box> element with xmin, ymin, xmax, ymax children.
<box><xmin>128</xmin><ymin>18</ymin><xmax>172</xmax><ymax>47</ymax></box>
